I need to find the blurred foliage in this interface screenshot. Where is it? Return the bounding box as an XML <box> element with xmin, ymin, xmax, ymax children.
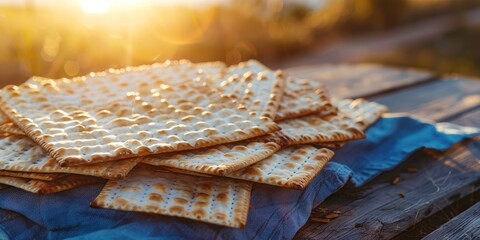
<box><xmin>365</xmin><ymin>26</ymin><xmax>480</xmax><ymax>78</ymax></box>
<box><xmin>0</xmin><ymin>1</ymin><xmax>316</xmax><ymax>85</ymax></box>
<box><xmin>0</xmin><ymin>0</ymin><xmax>479</xmax><ymax>86</ymax></box>
<box><xmin>308</xmin><ymin>0</ymin><xmax>409</xmax><ymax>33</ymax></box>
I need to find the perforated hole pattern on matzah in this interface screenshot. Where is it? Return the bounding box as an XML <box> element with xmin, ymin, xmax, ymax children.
<box><xmin>143</xmin><ymin>141</ymin><xmax>281</xmax><ymax>175</ymax></box>
<box><xmin>0</xmin><ymin>134</ymin><xmax>140</xmax><ymax>179</ymax></box>
<box><xmin>212</xmin><ymin>60</ymin><xmax>285</xmax><ymax>120</ymax></box>
<box><xmin>92</xmin><ymin>166</ymin><xmax>252</xmax><ymax>228</ymax></box>
<box><xmin>0</xmin><ymin>61</ymin><xmax>279</xmax><ymax>166</ymax></box>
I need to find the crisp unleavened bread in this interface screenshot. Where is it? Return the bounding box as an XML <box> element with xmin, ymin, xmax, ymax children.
<box><xmin>92</xmin><ymin>166</ymin><xmax>252</xmax><ymax>228</ymax></box>
<box><xmin>0</xmin><ymin>134</ymin><xmax>140</xmax><ymax>179</ymax></box>
<box><xmin>218</xmin><ymin>60</ymin><xmax>336</xmax><ymax>121</ymax></box>
<box><xmin>224</xmin><ymin>146</ymin><xmax>334</xmax><ymax>189</ymax></box>
<box><xmin>0</xmin><ymin>61</ymin><xmax>278</xmax><ymax>166</ymax></box>
<box><xmin>315</xmin><ymin>98</ymin><xmax>388</xmax><ymax>148</ymax></box>
<box><xmin>0</xmin><ymin>112</ymin><xmax>9</xmax><ymax>125</ymax></box>
<box><xmin>0</xmin><ymin>122</ymin><xmax>25</xmax><ymax>135</ymax></box>
<box><xmin>0</xmin><ymin>171</ymin><xmax>66</xmax><ymax>181</ymax></box>
<box><xmin>142</xmin><ymin>141</ymin><xmax>281</xmax><ymax>175</ymax></box>
<box><xmin>275</xmin><ymin>77</ymin><xmax>336</xmax><ymax>121</ymax></box>
<box><xmin>335</xmin><ymin>98</ymin><xmax>388</xmax><ymax>131</ymax></box>
<box><xmin>271</xmin><ymin>112</ymin><xmax>366</xmax><ymax>146</ymax></box>
<box><xmin>156</xmin><ymin>146</ymin><xmax>335</xmax><ymax>190</ymax></box>
<box><xmin>210</xmin><ymin>60</ymin><xmax>285</xmax><ymax>120</ymax></box>
<box><xmin>0</xmin><ymin>174</ymin><xmax>102</xmax><ymax>194</ymax></box>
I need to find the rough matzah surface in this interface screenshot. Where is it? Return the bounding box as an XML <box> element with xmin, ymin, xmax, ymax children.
<box><xmin>211</xmin><ymin>60</ymin><xmax>285</xmax><ymax>120</ymax></box>
<box><xmin>0</xmin><ymin>122</ymin><xmax>25</xmax><ymax>135</ymax></box>
<box><xmin>0</xmin><ymin>61</ymin><xmax>278</xmax><ymax>166</ymax></box>
<box><xmin>0</xmin><ymin>171</ymin><xmax>66</xmax><ymax>181</ymax></box>
<box><xmin>336</xmin><ymin>98</ymin><xmax>388</xmax><ymax>130</ymax></box>
<box><xmin>315</xmin><ymin>98</ymin><xmax>388</xmax><ymax>148</ymax></box>
<box><xmin>215</xmin><ymin>61</ymin><xmax>335</xmax><ymax>121</ymax></box>
<box><xmin>0</xmin><ymin>135</ymin><xmax>140</xmax><ymax>179</ymax></box>
<box><xmin>275</xmin><ymin>77</ymin><xmax>335</xmax><ymax>121</ymax></box>
<box><xmin>158</xmin><ymin>146</ymin><xmax>335</xmax><ymax>190</ymax></box>
<box><xmin>0</xmin><ymin>174</ymin><xmax>102</xmax><ymax>194</ymax></box>
<box><xmin>214</xmin><ymin>146</ymin><xmax>333</xmax><ymax>189</ymax></box>
<box><xmin>143</xmin><ymin>141</ymin><xmax>281</xmax><ymax>175</ymax></box>
<box><xmin>92</xmin><ymin>166</ymin><xmax>252</xmax><ymax>228</ymax></box>
<box><xmin>0</xmin><ymin>112</ymin><xmax>9</xmax><ymax>125</ymax></box>
<box><xmin>274</xmin><ymin>112</ymin><xmax>366</xmax><ymax>146</ymax></box>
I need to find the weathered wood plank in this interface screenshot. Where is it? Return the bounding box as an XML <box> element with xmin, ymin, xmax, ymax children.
<box><xmin>286</xmin><ymin>64</ymin><xmax>434</xmax><ymax>99</ymax></box>
<box><xmin>295</xmin><ymin>73</ymin><xmax>480</xmax><ymax>239</ymax></box>
<box><xmin>423</xmin><ymin>201</ymin><xmax>480</xmax><ymax>240</ymax></box>
<box><xmin>372</xmin><ymin>77</ymin><xmax>480</xmax><ymax>122</ymax></box>
<box><xmin>295</xmin><ymin>110</ymin><xmax>480</xmax><ymax>239</ymax></box>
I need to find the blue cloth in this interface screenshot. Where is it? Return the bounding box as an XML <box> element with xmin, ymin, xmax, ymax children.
<box><xmin>0</xmin><ymin>114</ymin><xmax>478</xmax><ymax>240</ymax></box>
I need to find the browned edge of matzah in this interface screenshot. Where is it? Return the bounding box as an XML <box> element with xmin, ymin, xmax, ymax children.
<box><xmin>142</xmin><ymin>141</ymin><xmax>281</xmax><ymax>176</ymax></box>
<box><xmin>146</xmin><ymin>147</ymin><xmax>334</xmax><ymax>190</ymax></box>
<box><xmin>91</xmin><ymin>167</ymin><xmax>252</xmax><ymax>228</ymax></box>
<box><xmin>0</xmin><ymin>174</ymin><xmax>103</xmax><ymax>194</ymax></box>
<box><xmin>280</xmin><ymin>113</ymin><xmax>366</xmax><ymax>146</ymax></box>
<box><xmin>0</xmin><ymin>122</ymin><xmax>25</xmax><ymax>135</ymax></box>
<box><xmin>0</xmin><ymin>86</ymin><xmax>280</xmax><ymax>167</ymax></box>
<box><xmin>0</xmin><ymin>170</ymin><xmax>66</xmax><ymax>181</ymax></box>
<box><xmin>285</xmin><ymin>148</ymin><xmax>334</xmax><ymax>189</ymax></box>
<box><xmin>275</xmin><ymin>81</ymin><xmax>336</xmax><ymax>122</ymax></box>
<box><xmin>261</xmin><ymin>70</ymin><xmax>287</xmax><ymax>120</ymax></box>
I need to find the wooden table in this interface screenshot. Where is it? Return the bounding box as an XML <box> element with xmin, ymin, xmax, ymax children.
<box><xmin>285</xmin><ymin>64</ymin><xmax>480</xmax><ymax>239</ymax></box>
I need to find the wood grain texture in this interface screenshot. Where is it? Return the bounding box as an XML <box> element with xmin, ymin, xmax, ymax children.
<box><xmin>296</xmin><ymin>137</ymin><xmax>480</xmax><ymax>239</ymax></box>
<box><xmin>372</xmin><ymin>77</ymin><xmax>480</xmax><ymax>121</ymax></box>
<box><xmin>294</xmin><ymin>67</ymin><xmax>480</xmax><ymax>239</ymax></box>
<box><xmin>423</xmin><ymin>201</ymin><xmax>480</xmax><ymax>240</ymax></box>
<box><xmin>286</xmin><ymin>64</ymin><xmax>434</xmax><ymax>99</ymax></box>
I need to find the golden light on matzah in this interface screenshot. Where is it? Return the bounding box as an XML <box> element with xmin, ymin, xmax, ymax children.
<box><xmin>0</xmin><ymin>58</ymin><xmax>389</xmax><ymax>227</ymax></box>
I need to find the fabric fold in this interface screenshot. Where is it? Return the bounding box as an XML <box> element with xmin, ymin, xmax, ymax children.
<box><xmin>0</xmin><ymin>115</ymin><xmax>477</xmax><ymax>240</ymax></box>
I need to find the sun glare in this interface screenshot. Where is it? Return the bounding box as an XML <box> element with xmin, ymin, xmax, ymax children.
<box><xmin>80</xmin><ymin>0</ymin><xmax>113</xmax><ymax>14</ymax></box>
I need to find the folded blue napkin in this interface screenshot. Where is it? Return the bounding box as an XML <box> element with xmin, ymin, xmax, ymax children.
<box><xmin>0</xmin><ymin>114</ymin><xmax>477</xmax><ymax>240</ymax></box>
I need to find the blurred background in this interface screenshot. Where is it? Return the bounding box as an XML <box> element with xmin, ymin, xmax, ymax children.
<box><xmin>1</xmin><ymin>0</ymin><xmax>480</xmax><ymax>86</ymax></box>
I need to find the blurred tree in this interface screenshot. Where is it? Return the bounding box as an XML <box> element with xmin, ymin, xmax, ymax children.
<box><xmin>312</xmin><ymin>0</ymin><xmax>410</xmax><ymax>33</ymax></box>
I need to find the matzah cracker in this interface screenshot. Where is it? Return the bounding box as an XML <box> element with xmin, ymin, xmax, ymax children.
<box><xmin>0</xmin><ymin>62</ymin><xmax>278</xmax><ymax>166</ymax></box>
<box><xmin>0</xmin><ymin>112</ymin><xmax>9</xmax><ymax>125</ymax></box>
<box><xmin>194</xmin><ymin>61</ymin><xmax>227</xmax><ymax>77</ymax></box>
<box><xmin>275</xmin><ymin>77</ymin><xmax>335</xmax><ymax>121</ymax></box>
<box><xmin>0</xmin><ymin>174</ymin><xmax>102</xmax><ymax>194</ymax></box>
<box><xmin>92</xmin><ymin>166</ymin><xmax>252</xmax><ymax>228</ymax></box>
<box><xmin>26</xmin><ymin>60</ymin><xmax>225</xmax><ymax>86</ymax></box>
<box><xmin>0</xmin><ymin>122</ymin><xmax>25</xmax><ymax>135</ymax></box>
<box><xmin>0</xmin><ymin>171</ymin><xmax>66</xmax><ymax>181</ymax></box>
<box><xmin>0</xmin><ymin>135</ymin><xmax>140</xmax><ymax>179</ymax></box>
<box><xmin>218</xmin><ymin>60</ymin><xmax>335</xmax><ymax>121</ymax></box>
<box><xmin>274</xmin><ymin>112</ymin><xmax>366</xmax><ymax>146</ymax></box>
<box><xmin>143</xmin><ymin>141</ymin><xmax>281</xmax><ymax>175</ymax></box>
<box><xmin>168</xmin><ymin>146</ymin><xmax>335</xmax><ymax>190</ymax></box>
<box><xmin>211</xmin><ymin>60</ymin><xmax>285</xmax><ymax>120</ymax></box>
<box><xmin>315</xmin><ymin>99</ymin><xmax>388</xmax><ymax>148</ymax></box>
<box><xmin>158</xmin><ymin>167</ymin><xmax>214</xmax><ymax>178</ymax></box>
<box><xmin>335</xmin><ymin>98</ymin><xmax>388</xmax><ymax>130</ymax></box>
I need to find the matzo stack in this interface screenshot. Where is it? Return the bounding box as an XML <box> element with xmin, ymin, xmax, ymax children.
<box><xmin>0</xmin><ymin>61</ymin><xmax>278</xmax><ymax>166</ymax></box>
<box><xmin>0</xmin><ymin>174</ymin><xmax>102</xmax><ymax>194</ymax></box>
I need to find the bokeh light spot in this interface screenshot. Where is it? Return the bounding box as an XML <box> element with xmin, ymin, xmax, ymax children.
<box><xmin>64</xmin><ymin>61</ymin><xmax>80</xmax><ymax>76</ymax></box>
